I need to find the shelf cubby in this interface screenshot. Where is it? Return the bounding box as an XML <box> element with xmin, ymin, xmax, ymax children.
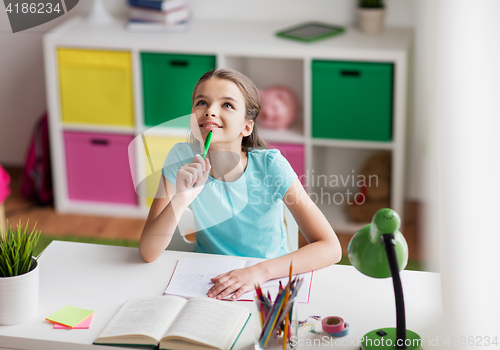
<box><xmin>223</xmin><ymin>55</ymin><xmax>305</xmax><ymax>140</ymax></box>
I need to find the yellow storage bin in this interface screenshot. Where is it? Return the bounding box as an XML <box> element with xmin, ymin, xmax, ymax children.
<box><xmin>58</xmin><ymin>48</ymin><xmax>134</xmax><ymax>126</ymax></box>
<box><xmin>142</xmin><ymin>136</ymin><xmax>186</xmax><ymax>206</ymax></box>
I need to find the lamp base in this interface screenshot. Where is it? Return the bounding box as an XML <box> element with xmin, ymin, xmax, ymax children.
<box><xmin>361</xmin><ymin>328</ymin><xmax>422</xmax><ymax>350</ymax></box>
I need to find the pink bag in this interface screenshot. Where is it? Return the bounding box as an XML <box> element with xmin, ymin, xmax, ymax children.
<box><xmin>0</xmin><ymin>165</ymin><xmax>10</xmax><ymax>204</ymax></box>
<box><xmin>21</xmin><ymin>113</ymin><xmax>53</xmax><ymax>205</ymax></box>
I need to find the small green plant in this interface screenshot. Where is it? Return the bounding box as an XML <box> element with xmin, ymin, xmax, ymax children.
<box><xmin>0</xmin><ymin>220</ymin><xmax>41</xmax><ymax>277</ymax></box>
<box><xmin>359</xmin><ymin>0</ymin><xmax>385</xmax><ymax>8</ymax></box>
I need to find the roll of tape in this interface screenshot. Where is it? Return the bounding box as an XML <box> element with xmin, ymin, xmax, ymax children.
<box><xmin>328</xmin><ymin>322</ymin><xmax>350</xmax><ymax>337</ymax></box>
<box><xmin>321</xmin><ymin>316</ymin><xmax>345</xmax><ymax>334</ymax></box>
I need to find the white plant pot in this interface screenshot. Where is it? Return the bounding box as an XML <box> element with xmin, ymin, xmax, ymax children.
<box><xmin>0</xmin><ymin>258</ymin><xmax>39</xmax><ymax>325</ymax></box>
<box><xmin>357</xmin><ymin>8</ymin><xmax>386</xmax><ymax>35</ymax></box>
<box><xmin>86</xmin><ymin>0</ymin><xmax>115</xmax><ymax>25</ymax></box>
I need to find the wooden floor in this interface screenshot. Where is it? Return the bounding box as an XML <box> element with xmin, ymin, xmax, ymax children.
<box><xmin>3</xmin><ymin>166</ymin><xmax>422</xmax><ymax>261</ymax></box>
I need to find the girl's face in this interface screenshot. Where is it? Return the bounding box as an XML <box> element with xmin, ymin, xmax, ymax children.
<box><xmin>192</xmin><ymin>78</ymin><xmax>253</xmax><ymax>151</ymax></box>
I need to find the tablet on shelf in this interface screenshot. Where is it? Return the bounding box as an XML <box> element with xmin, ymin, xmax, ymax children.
<box><xmin>275</xmin><ymin>22</ymin><xmax>345</xmax><ymax>43</ymax></box>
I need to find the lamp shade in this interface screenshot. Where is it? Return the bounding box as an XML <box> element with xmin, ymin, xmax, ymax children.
<box><xmin>348</xmin><ymin>208</ymin><xmax>408</xmax><ymax>278</ymax></box>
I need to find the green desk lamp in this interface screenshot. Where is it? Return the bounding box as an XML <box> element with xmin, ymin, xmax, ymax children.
<box><xmin>348</xmin><ymin>208</ymin><xmax>422</xmax><ymax>350</ymax></box>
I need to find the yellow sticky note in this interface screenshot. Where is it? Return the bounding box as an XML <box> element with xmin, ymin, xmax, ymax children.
<box><xmin>46</xmin><ymin>305</ymin><xmax>94</xmax><ymax>328</ymax></box>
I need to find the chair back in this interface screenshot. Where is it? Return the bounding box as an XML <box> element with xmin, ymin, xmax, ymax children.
<box><xmin>168</xmin><ymin>209</ymin><xmax>196</xmax><ymax>252</ymax></box>
<box><xmin>283</xmin><ymin>204</ymin><xmax>299</xmax><ymax>252</ymax></box>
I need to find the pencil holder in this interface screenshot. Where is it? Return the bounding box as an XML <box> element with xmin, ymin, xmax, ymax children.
<box><xmin>254</xmin><ymin>294</ymin><xmax>298</xmax><ymax>350</ymax></box>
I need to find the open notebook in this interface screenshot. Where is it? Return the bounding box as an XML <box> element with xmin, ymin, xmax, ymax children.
<box><xmin>164</xmin><ymin>257</ymin><xmax>313</xmax><ymax>302</ymax></box>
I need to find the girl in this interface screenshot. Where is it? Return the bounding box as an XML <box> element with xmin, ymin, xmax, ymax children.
<box><xmin>139</xmin><ymin>68</ymin><xmax>341</xmax><ymax>300</ymax></box>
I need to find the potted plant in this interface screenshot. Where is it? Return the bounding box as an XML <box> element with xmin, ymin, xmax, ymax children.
<box><xmin>0</xmin><ymin>220</ymin><xmax>41</xmax><ymax>325</ymax></box>
<box><xmin>357</xmin><ymin>0</ymin><xmax>386</xmax><ymax>35</ymax></box>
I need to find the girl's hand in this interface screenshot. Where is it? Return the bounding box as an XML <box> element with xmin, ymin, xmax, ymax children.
<box><xmin>208</xmin><ymin>265</ymin><xmax>268</xmax><ymax>300</ymax></box>
<box><xmin>175</xmin><ymin>155</ymin><xmax>211</xmax><ymax>204</ymax></box>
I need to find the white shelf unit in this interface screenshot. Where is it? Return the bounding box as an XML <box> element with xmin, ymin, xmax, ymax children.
<box><xmin>43</xmin><ymin>17</ymin><xmax>411</xmax><ymax>233</ymax></box>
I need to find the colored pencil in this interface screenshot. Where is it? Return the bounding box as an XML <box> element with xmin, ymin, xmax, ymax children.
<box><xmin>281</xmin><ymin>288</ymin><xmax>290</xmax><ymax>349</ymax></box>
<box><xmin>283</xmin><ymin>317</ymin><xmax>289</xmax><ymax>349</ymax></box>
<box><xmin>255</xmin><ymin>285</ymin><xmax>265</xmax><ymax>327</ymax></box>
<box><xmin>261</xmin><ymin>291</ymin><xmax>287</xmax><ymax>348</ymax></box>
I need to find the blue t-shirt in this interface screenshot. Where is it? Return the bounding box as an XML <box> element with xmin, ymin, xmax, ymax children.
<box><xmin>162</xmin><ymin>142</ymin><xmax>297</xmax><ymax>259</ymax></box>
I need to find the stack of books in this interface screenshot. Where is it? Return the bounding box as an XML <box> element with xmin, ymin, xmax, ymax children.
<box><xmin>127</xmin><ymin>0</ymin><xmax>192</xmax><ymax>32</ymax></box>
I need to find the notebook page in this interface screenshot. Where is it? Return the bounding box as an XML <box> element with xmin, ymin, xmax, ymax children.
<box><xmin>164</xmin><ymin>257</ymin><xmax>246</xmax><ymax>298</ymax></box>
<box><xmin>238</xmin><ymin>258</ymin><xmax>313</xmax><ymax>302</ymax></box>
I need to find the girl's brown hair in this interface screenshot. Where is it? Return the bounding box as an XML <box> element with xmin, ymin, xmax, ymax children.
<box><xmin>192</xmin><ymin>68</ymin><xmax>268</xmax><ymax>154</ymax></box>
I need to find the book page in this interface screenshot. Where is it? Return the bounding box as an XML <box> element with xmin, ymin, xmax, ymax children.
<box><xmin>239</xmin><ymin>258</ymin><xmax>313</xmax><ymax>302</ymax></box>
<box><xmin>161</xmin><ymin>297</ymin><xmax>249</xmax><ymax>349</ymax></box>
<box><xmin>96</xmin><ymin>296</ymin><xmax>186</xmax><ymax>342</ymax></box>
<box><xmin>164</xmin><ymin>257</ymin><xmax>247</xmax><ymax>298</ymax></box>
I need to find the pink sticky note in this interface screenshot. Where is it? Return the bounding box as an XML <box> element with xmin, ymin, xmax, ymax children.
<box><xmin>54</xmin><ymin>314</ymin><xmax>93</xmax><ymax>329</ymax></box>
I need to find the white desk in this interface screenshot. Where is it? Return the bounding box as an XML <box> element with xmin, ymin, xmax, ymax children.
<box><xmin>0</xmin><ymin>241</ymin><xmax>442</xmax><ymax>350</ymax></box>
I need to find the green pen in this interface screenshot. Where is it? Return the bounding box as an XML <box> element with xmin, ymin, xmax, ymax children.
<box><xmin>201</xmin><ymin>130</ymin><xmax>213</xmax><ymax>159</ymax></box>
<box><xmin>192</xmin><ymin>131</ymin><xmax>212</xmax><ymax>188</ymax></box>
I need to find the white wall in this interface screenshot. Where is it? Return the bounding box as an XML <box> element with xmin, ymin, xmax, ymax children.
<box><xmin>0</xmin><ymin>13</ymin><xmax>68</xmax><ymax>166</ymax></box>
<box><xmin>187</xmin><ymin>0</ymin><xmax>415</xmax><ymax>26</ymax></box>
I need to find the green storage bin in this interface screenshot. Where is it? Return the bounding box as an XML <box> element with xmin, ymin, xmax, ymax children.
<box><xmin>141</xmin><ymin>53</ymin><xmax>216</xmax><ymax>127</ymax></box>
<box><xmin>312</xmin><ymin>60</ymin><xmax>393</xmax><ymax>141</ymax></box>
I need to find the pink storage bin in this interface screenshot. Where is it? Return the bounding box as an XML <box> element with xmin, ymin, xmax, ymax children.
<box><xmin>64</xmin><ymin>131</ymin><xmax>137</xmax><ymax>205</ymax></box>
<box><xmin>268</xmin><ymin>143</ymin><xmax>305</xmax><ymax>186</ymax></box>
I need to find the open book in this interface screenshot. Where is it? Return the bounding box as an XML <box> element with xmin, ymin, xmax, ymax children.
<box><xmin>94</xmin><ymin>296</ymin><xmax>250</xmax><ymax>350</ymax></box>
<box><xmin>164</xmin><ymin>257</ymin><xmax>313</xmax><ymax>302</ymax></box>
